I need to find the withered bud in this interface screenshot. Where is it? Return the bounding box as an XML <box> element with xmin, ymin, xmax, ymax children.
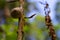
<box><xmin>11</xmin><ymin>7</ymin><xmax>22</xmax><ymax>18</ymax></box>
<box><xmin>45</xmin><ymin>22</ymin><xmax>52</xmax><ymax>26</ymax></box>
<box><xmin>45</xmin><ymin>15</ymin><xmax>50</xmax><ymax>20</ymax></box>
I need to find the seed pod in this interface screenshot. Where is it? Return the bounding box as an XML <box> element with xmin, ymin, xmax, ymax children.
<box><xmin>11</xmin><ymin>7</ymin><xmax>22</xmax><ymax>18</ymax></box>
<box><xmin>45</xmin><ymin>16</ymin><xmax>50</xmax><ymax>20</ymax></box>
<box><xmin>45</xmin><ymin>16</ymin><xmax>51</xmax><ymax>23</ymax></box>
<box><xmin>45</xmin><ymin>22</ymin><xmax>52</xmax><ymax>26</ymax></box>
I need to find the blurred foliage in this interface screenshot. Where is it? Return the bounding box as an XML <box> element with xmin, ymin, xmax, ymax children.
<box><xmin>8</xmin><ymin>1</ymin><xmax>20</xmax><ymax>10</ymax></box>
<box><xmin>55</xmin><ymin>2</ymin><xmax>60</xmax><ymax>23</ymax></box>
<box><xmin>0</xmin><ymin>0</ymin><xmax>6</xmax><ymax>9</ymax></box>
<box><xmin>1</xmin><ymin>18</ymin><xmax>18</xmax><ymax>40</ymax></box>
<box><xmin>29</xmin><ymin>15</ymin><xmax>48</xmax><ymax>40</ymax></box>
<box><xmin>24</xmin><ymin>1</ymin><xmax>29</xmax><ymax>12</ymax></box>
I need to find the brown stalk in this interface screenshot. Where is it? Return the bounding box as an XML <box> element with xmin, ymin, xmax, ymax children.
<box><xmin>45</xmin><ymin>3</ymin><xmax>56</xmax><ymax>40</ymax></box>
<box><xmin>17</xmin><ymin>0</ymin><xmax>25</xmax><ymax>40</ymax></box>
<box><xmin>45</xmin><ymin>15</ymin><xmax>56</xmax><ymax>40</ymax></box>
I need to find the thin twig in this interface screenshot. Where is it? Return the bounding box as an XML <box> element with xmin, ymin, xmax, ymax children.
<box><xmin>25</xmin><ymin>14</ymin><xmax>36</xmax><ymax>19</ymax></box>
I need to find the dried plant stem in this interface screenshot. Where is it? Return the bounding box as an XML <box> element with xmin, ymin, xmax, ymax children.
<box><xmin>43</xmin><ymin>2</ymin><xmax>56</xmax><ymax>40</ymax></box>
<box><xmin>17</xmin><ymin>0</ymin><xmax>25</xmax><ymax>40</ymax></box>
<box><xmin>45</xmin><ymin>15</ymin><xmax>56</xmax><ymax>40</ymax></box>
